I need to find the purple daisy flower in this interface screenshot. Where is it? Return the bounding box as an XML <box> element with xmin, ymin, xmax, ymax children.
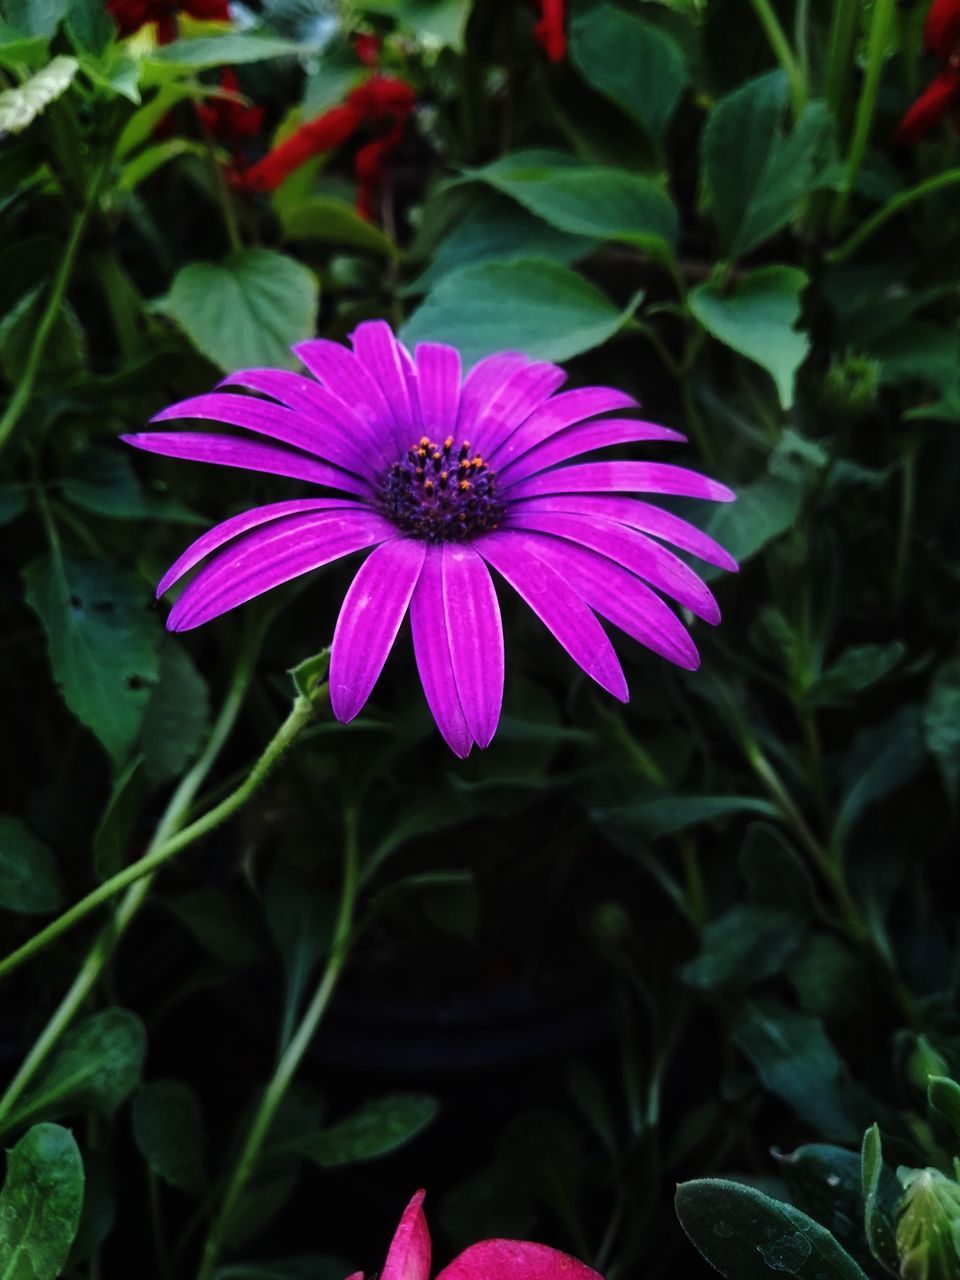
<box><xmin>123</xmin><ymin>321</ymin><xmax>736</xmax><ymax>757</ymax></box>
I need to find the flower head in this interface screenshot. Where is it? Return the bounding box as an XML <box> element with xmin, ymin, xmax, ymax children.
<box><xmin>895</xmin><ymin>0</ymin><xmax>960</xmax><ymax>143</ymax></box>
<box><xmin>534</xmin><ymin>0</ymin><xmax>566</xmax><ymax>62</ymax></box>
<box><xmin>925</xmin><ymin>0</ymin><xmax>960</xmax><ymax>62</ymax></box>
<box><xmin>197</xmin><ymin>69</ymin><xmax>264</xmax><ymax>148</ymax></box>
<box><xmin>123</xmin><ymin>322</ymin><xmax>736</xmax><ymax>756</ymax></box>
<box><xmin>107</xmin><ymin>0</ymin><xmax>229</xmax><ymax>43</ymax></box>
<box><xmin>346</xmin><ymin>1190</ymin><xmax>602</xmax><ymax>1280</ymax></box>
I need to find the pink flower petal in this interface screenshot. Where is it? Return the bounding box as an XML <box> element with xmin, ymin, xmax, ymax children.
<box><xmin>410</xmin><ymin>548</ymin><xmax>473</xmax><ymax>757</ymax></box>
<box><xmin>442</xmin><ymin>543</ymin><xmax>504</xmax><ymax>748</ymax></box>
<box><xmin>456</xmin><ymin>353</ymin><xmax>530</xmax><ymax>442</ymax></box>
<box><xmin>470</xmin><ymin>362</ymin><xmax>567</xmax><ymax>454</ymax></box>
<box><xmin>508</xmin><ymin>461</ymin><xmax>736</xmax><ymax>503</ymax></box>
<box><xmin>489</xmin><ymin>387</ymin><xmax>638</xmax><ymax>468</ymax></box>
<box><xmin>330</xmin><ymin>538</ymin><xmax>426</xmax><ymax>722</ymax></box>
<box><xmin>435</xmin><ymin>1240</ymin><xmax>603</xmax><ymax>1280</ymax></box>
<box><xmin>381</xmin><ymin>1190</ymin><xmax>432</xmax><ymax>1280</ymax></box>
<box><xmin>293</xmin><ymin>337</ymin><xmax>396</xmax><ymax>443</ymax></box>
<box><xmin>501</xmin><ymin>418</ymin><xmax>685</xmax><ymax>485</ymax></box>
<box><xmin>416</xmin><ymin>343</ymin><xmax>462</xmax><ymax>442</ymax></box>
<box><xmin>351</xmin><ymin>319</ymin><xmax>419</xmax><ymax>449</ymax></box>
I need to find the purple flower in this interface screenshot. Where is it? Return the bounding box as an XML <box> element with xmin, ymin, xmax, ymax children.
<box><xmin>123</xmin><ymin>321</ymin><xmax>736</xmax><ymax>757</ymax></box>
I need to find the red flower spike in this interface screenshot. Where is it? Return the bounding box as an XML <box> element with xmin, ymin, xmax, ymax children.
<box><xmin>237</xmin><ymin>103</ymin><xmax>364</xmax><ymax>192</ymax></box>
<box><xmin>534</xmin><ymin>0</ymin><xmax>566</xmax><ymax>62</ymax></box>
<box><xmin>197</xmin><ymin>69</ymin><xmax>264</xmax><ymax>147</ymax></box>
<box><xmin>925</xmin><ymin>0</ymin><xmax>960</xmax><ymax>62</ymax></box>
<box><xmin>894</xmin><ymin>66</ymin><xmax>960</xmax><ymax>144</ymax></box>
<box><xmin>354</xmin><ymin>32</ymin><xmax>381</xmax><ymax>67</ymax></box>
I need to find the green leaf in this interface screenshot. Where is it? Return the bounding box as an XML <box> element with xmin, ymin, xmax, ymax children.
<box><xmin>593</xmin><ymin>794</ymin><xmax>778</xmax><ymax>841</ymax></box>
<box><xmin>285</xmin><ymin>1095</ymin><xmax>439</xmax><ymax>1168</ymax></box>
<box><xmin>23</xmin><ymin>555</ymin><xmax>162</xmax><ymax>767</ymax></box>
<box><xmin>1</xmin><ymin>1009</ymin><xmax>146</xmax><ymax>1134</ymax></box>
<box><xmin>774</xmin><ymin>1144</ymin><xmax>865</xmax><ymax>1247</ymax></box>
<box><xmin>0</xmin><ymin>1124</ymin><xmax>84</xmax><ymax>1280</ymax></box>
<box><xmin>164</xmin><ymin>889</ymin><xmax>267</xmax><ymax>967</ymax></box>
<box><xmin>1</xmin><ymin>286</ymin><xmax>86</xmax><ymax>383</ymax></box>
<box><xmin>924</xmin><ymin>659</ymin><xmax>960</xmax><ymax>803</ymax></box>
<box><xmin>467</xmin><ymin>149</ymin><xmax>678</xmax><ymax>258</ymax></box>
<box><xmin>0</xmin><ymin>54</ymin><xmax>77</xmax><ymax>132</ymax></box>
<box><xmin>732</xmin><ymin>999</ymin><xmax>860</xmax><ymax>1142</ymax></box>
<box><xmin>264</xmin><ymin>869</ymin><xmax>334</xmax><ymax>1049</ymax></box>
<box><xmin>146</xmin><ymin>34</ymin><xmax>311</xmax><ymax>69</ymax></box>
<box><xmin>928</xmin><ymin>1077</ymin><xmax>960</xmax><ymax>1143</ymax></box>
<box><xmin>701</xmin><ymin>471</ymin><xmax>804</xmax><ymax>573</ymax></box>
<box><xmin>64</xmin><ymin>0</ymin><xmax>113</xmax><ymax>56</ymax></box>
<box><xmin>689</xmin><ymin>266</ymin><xmax>809</xmax><ymax>408</ymax></box>
<box><xmin>702</xmin><ymin>71</ymin><xmax>835</xmax><ymax>258</ymax></box>
<box><xmin>395</xmin><ymin>0</ymin><xmax>470</xmax><ymax>49</ymax></box>
<box><xmin>675</xmin><ymin>1177</ymin><xmax>870</xmax><ymax>1280</ymax></box>
<box><xmin>402</xmin><ymin>258</ymin><xmax>639</xmax><ymax>366</ymax></box>
<box><xmin>288</xmin><ymin>648</ymin><xmax>331</xmax><ymax>702</ymax></box>
<box><xmin>0</xmin><ymin>814</ymin><xmax>63</xmax><ymax>914</ymax></box>
<box><xmin>0</xmin><ymin>485</ymin><xmax>27</xmax><ymax>525</ymax></box>
<box><xmin>132</xmin><ymin>1080</ymin><xmax>208</xmax><ymax>1195</ymax></box>
<box><xmin>682</xmin><ymin>905</ymin><xmax>805</xmax><ymax>991</ymax></box>
<box><xmin>0</xmin><ymin>0</ymin><xmax>68</xmax><ymax>40</ymax></box>
<box><xmin>739</xmin><ymin>823</ymin><xmax>816</xmax><ymax>914</ymax></box>
<box><xmin>896</xmin><ymin>1169</ymin><xmax>960</xmax><ymax>1280</ymax></box>
<box><xmin>278</xmin><ymin>195</ymin><xmax>397</xmax><ymax>256</ymax></box>
<box><xmin>861</xmin><ymin>1124</ymin><xmax>899</xmax><ymax>1275</ymax></box>
<box><xmin>92</xmin><ymin>755</ymin><xmax>144</xmax><ymax>879</ymax></box>
<box><xmin>571</xmin><ymin>4</ymin><xmax>687</xmax><ymax>142</ymax></box>
<box><xmin>61</xmin><ymin>448</ymin><xmax>201</xmax><ymax>523</ymax></box>
<box><xmin>139</xmin><ymin>640</ymin><xmax>210</xmax><ymax>789</ymax></box>
<box><xmin>808</xmin><ymin>643</ymin><xmax>906</xmax><ymax>707</ymax></box>
<box><xmin>835</xmin><ymin>705</ymin><xmax>925</xmax><ymax>849</ymax></box>
<box><xmin>160</xmin><ymin>249</ymin><xmax>318</xmax><ymax>372</ymax></box>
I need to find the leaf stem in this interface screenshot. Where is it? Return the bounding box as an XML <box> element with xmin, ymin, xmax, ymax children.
<box><xmin>0</xmin><ymin>689</ymin><xmax>322</xmax><ymax>986</ymax></box>
<box><xmin>822</xmin><ymin>0</ymin><xmax>859</xmax><ymax>129</ymax></box>
<box><xmin>748</xmin><ymin>0</ymin><xmax>806</xmax><ymax>115</ymax></box>
<box><xmin>195</xmin><ymin>805</ymin><xmax>359</xmax><ymax>1280</ymax></box>
<box><xmin>827</xmin><ymin>168</ymin><xmax>960</xmax><ymax>262</ymax></box>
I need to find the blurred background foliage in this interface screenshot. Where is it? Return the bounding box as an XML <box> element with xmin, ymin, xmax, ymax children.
<box><xmin>1</xmin><ymin>0</ymin><xmax>960</xmax><ymax>1276</ymax></box>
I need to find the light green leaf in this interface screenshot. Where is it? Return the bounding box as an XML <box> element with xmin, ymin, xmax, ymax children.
<box><xmin>23</xmin><ymin>555</ymin><xmax>162</xmax><ymax>766</ymax></box>
<box><xmin>1</xmin><ymin>1009</ymin><xmax>146</xmax><ymax>1135</ymax></box>
<box><xmin>139</xmin><ymin>640</ymin><xmax>210</xmax><ymax>789</ymax></box>
<box><xmin>396</xmin><ymin>0</ymin><xmax>471</xmax><ymax>49</ymax></box>
<box><xmin>0</xmin><ymin>814</ymin><xmax>63</xmax><ymax>914</ymax></box>
<box><xmin>146</xmin><ymin>34</ymin><xmax>311</xmax><ymax>70</ymax></box>
<box><xmin>676</xmin><ymin>1177</ymin><xmax>870</xmax><ymax>1280</ymax></box>
<box><xmin>0</xmin><ymin>54</ymin><xmax>76</xmax><ymax>132</ymax></box>
<box><xmin>0</xmin><ymin>0</ymin><xmax>68</xmax><ymax>39</ymax></box>
<box><xmin>402</xmin><ymin>258</ymin><xmax>639</xmax><ymax>366</ymax></box>
<box><xmin>64</xmin><ymin>0</ymin><xmax>113</xmax><ymax>56</ymax></box>
<box><xmin>118</xmin><ymin>138</ymin><xmax>205</xmax><ymax>192</ymax></box>
<box><xmin>861</xmin><ymin>1124</ymin><xmax>899</xmax><ymax>1275</ymax></box>
<box><xmin>133</xmin><ymin>1080</ymin><xmax>208</xmax><ymax>1195</ymax></box>
<box><xmin>701</xmin><ymin>471</ymin><xmax>803</xmax><ymax>574</ymax></box>
<box><xmin>0</xmin><ymin>1124</ymin><xmax>84</xmax><ymax>1280</ymax></box>
<box><xmin>283</xmin><ymin>1095</ymin><xmax>439</xmax><ymax>1168</ymax></box>
<box><xmin>160</xmin><ymin>249</ymin><xmax>319</xmax><ymax>372</ymax></box>
<box><xmin>278</xmin><ymin>195</ymin><xmax>397</xmax><ymax>256</ymax></box>
<box><xmin>571</xmin><ymin>4</ymin><xmax>687</xmax><ymax>142</ymax></box>
<box><xmin>690</xmin><ymin>266</ymin><xmax>809</xmax><ymax>408</ymax></box>
<box><xmin>468</xmin><ymin>149</ymin><xmax>677</xmax><ymax>259</ymax></box>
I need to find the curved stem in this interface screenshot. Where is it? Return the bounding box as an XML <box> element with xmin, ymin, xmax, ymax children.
<box><xmin>0</xmin><ymin>626</ymin><xmax>260</xmax><ymax>1117</ymax></box>
<box><xmin>827</xmin><ymin>169</ymin><xmax>960</xmax><ymax>263</ymax></box>
<box><xmin>748</xmin><ymin>0</ymin><xmax>806</xmax><ymax>115</ymax></box>
<box><xmin>195</xmin><ymin>806</ymin><xmax>360</xmax><ymax>1280</ymax></box>
<box><xmin>0</xmin><ymin>690</ymin><xmax>323</xmax><ymax>985</ymax></box>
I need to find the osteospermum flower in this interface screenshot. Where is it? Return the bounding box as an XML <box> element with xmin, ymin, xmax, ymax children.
<box><xmin>346</xmin><ymin>1189</ymin><xmax>601</xmax><ymax>1280</ymax></box>
<box><xmin>123</xmin><ymin>322</ymin><xmax>736</xmax><ymax>756</ymax></box>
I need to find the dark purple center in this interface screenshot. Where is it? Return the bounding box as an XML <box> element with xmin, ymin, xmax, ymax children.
<box><xmin>379</xmin><ymin>436</ymin><xmax>504</xmax><ymax>542</ymax></box>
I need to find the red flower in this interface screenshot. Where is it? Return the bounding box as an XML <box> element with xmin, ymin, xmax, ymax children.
<box><xmin>236</xmin><ymin>74</ymin><xmax>414</xmax><ymax>221</ymax></box>
<box><xmin>107</xmin><ymin>0</ymin><xmax>229</xmax><ymax>43</ymax></box>
<box><xmin>197</xmin><ymin>69</ymin><xmax>264</xmax><ymax>147</ymax></box>
<box><xmin>925</xmin><ymin>0</ymin><xmax>960</xmax><ymax>61</ymax></box>
<box><xmin>894</xmin><ymin>66</ymin><xmax>960</xmax><ymax>143</ymax></box>
<box><xmin>533</xmin><ymin>0</ymin><xmax>565</xmax><ymax>62</ymax></box>
<box><xmin>354</xmin><ymin>32</ymin><xmax>381</xmax><ymax>67</ymax></box>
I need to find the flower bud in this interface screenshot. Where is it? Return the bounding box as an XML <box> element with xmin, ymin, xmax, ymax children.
<box><xmin>896</xmin><ymin>1168</ymin><xmax>960</xmax><ymax>1280</ymax></box>
<box><xmin>820</xmin><ymin>351</ymin><xmax>880</xmax><ymax>420</ymax></box>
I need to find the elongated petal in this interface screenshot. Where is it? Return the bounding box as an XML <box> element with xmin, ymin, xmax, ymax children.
<box><xmin>508</xmin><ymin>461</ymin><xmax>736</xmax><ymax>503</ymax></box>
<box><xmin>470</xmin><ymin>362</ymin><xmax>567</xmax><ymax>454</ymax></box>
<box><xmin>416</xmin><ymin>343</ymin><xmax>461</xmax><ymax>441</ymax></box>
<box><xmin>410</xmin><ymin>548</ymin><xmax>473</xmax><ymax>757</ymax></box>
<box><xmin>442</xmin><ymin>544</ymin><xmax>504</xmax><ymax>748</ymax></box>
<box><xmin>476</xmin><ymin>531</ymin><xmax>627</xmax><ymax>701</ymax></box>
<box><xmin>156</xmin><ymin>498</ymin><xmax>365</xmax><ymax>597</ymax></box>
<box><xmin>456</xmin><ymin>353</ymin><xmax>530</xmax><ymax>441</ymax></box>
<box><xmin>515</xmin><ymin>495</ymin><xmax>738</xmax><ymax>571</ymax></box>
<box><xmin>489</xmin><ymin>386</ymin><xmax>638</xmax><ymax>467</ymax></box>
<box><xmin>530</xmin><ymin>536</ymin><xmax>699</xmax><ymax>670</ymax></box>
<box><xmin>168</xmin><ymin>510</ymin><xmax>392</xmax><ymax>631</ymax></box>
<box><xmin>122</xmin><ymin>431</ymin><xmax>368</xmax><ymax>494</ymax></box>
<box><xmin>151</xmin><ymin>392</ymin><xmax>370</xmax><ymax>476</ymax></box>
<box><xmin>505</xmin><ymin>510</ymin><xmax>720</xmax><ymax>623</ymax></box>
<box><xmin>381</xmin><ymin>1190</ymin><xmax>432</xmax><ymax>1280</ymax></box>
<box><xmin>292</xmin><ymin>337</ymin><xmax>396</xmax><ymax>446</ymax></box>
<box><xmin>330</xmin><ymin>538</ymin><xmax>426</xmax><ymax>722</ymax></box>
<box><xmin>436</xmin><ymin>1240</ymin><xmax>602</xmax><ymax>1280</ymax></box>
<box><xmin>351</xmin><ymin>319</ymin><xmax>419</xmax><ymax>447</ymax></box>
<box><xmin>501</xmin><ymin>418</ymin><xmax>685</xmax><ymax>485</ymax></box>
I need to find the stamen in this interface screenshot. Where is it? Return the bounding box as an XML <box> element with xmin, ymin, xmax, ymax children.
<box><xmin>379</xmin><ymin>436</ymin><xmax>504</xmax><ymax>542</ymax></box>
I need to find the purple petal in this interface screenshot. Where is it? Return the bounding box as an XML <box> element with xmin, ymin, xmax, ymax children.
<box><xmin>150</xmin><ymin>392</ymin><xmax>371</xmax><ymax>476</ymax></box>
<box><xmin>350</xmin><ymin>320</ymin><xmax>418</xmax><ymax>448</ymax></box>
<box><xmin>292</xmin><ymin>337</ymin><xmax>396</xmax><ymax>446</ymax></box>
<box><xmin>441</xmin><ymin>543</ymin><xmax>504</xmax><ymax>748</ymax></box>
<box><xmin>156</xmin><ymin>498</ymin><xmax>365</xmax><ymax>597</ymax></box>
<box><xmin>415</xmin><ymin>343</ymin><xmax>462</xmax><ymax>442</ymax></box>
<box><xmin>505</xmin><ymin>509</ymin><xmax>720</xmax><ymax>623</ymax></box>
<box><xmin>167</xmin><ymin>509</ymin><xmax>393</xmax><ymax>631</ymax></box>
<box><xmin>410</xmin><ymin>547</ymin><xmax>473</xmax><ymax>757</ymax></box>
<box><xmin>529</xmin><ymin>536</ymin><xmax>700</xmax><ymax>670</ymax></box>
<box><xmin>435</xmin><ymin>1240</ymin><xmax>601</xmax><ymax>1280</ymax></box>
<box><xmin>508</xmin><ymin>461</ymin><xmax>737</xmax><ymax>503</ymax></box>
<box><xmin>329</xmin><ymin>537</ymin><xmax>426</xmax><ymax>723</ymax></box>
<box><xmin>470</xmin><ymin>362</ymin><xmax>568</xmax><ymax>454</ymax></box>
<box><xmin>514</xmin><ymin>494</ymin><xmax>739</xmax><ymax>571</ymax></box>
<box><xmin>381</xmin><ymin>1190</ymin><xmax>431</xmax><ymax>1280</ymax></box>
<box><xmin>122</xmin><ymin>431</ymin><xmax>368</xmax><ymax>494</ymax></box>
<box><xmin>501</xmin><ymin>417</ymin><xmax>685</xmax><ymax>485</ymax></box>
<box><xmin>456</xmin><ymin>353</ymin><xmax>530</xmax><ymax>442</ymax></box>
<box><xmin>476</xmin><ymin>530</ymin><xmax>628</xmax><ymax>702</ymax></box>
<box><xmin>488</xmin><ymin>386</ymin><xmax>638</xmax><ymax>467</ymax></box>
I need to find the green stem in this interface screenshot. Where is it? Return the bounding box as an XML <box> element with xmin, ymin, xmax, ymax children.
<box><xmin>0</xmin><ymin>160</ymin><xmax>106</xmax><ymax>454</ymax></box>
<box><xmin>201</xmin><ymin>125</ymin><xmax>243</xmax><ymax>254</ymax></box>
<box><xmin>748</xmin><ymin>0</ymin><xmax>806</xmax><ymax>114</ymax></box>
<box><xmin>893</xmin><ymin>440</ymin><xmax>917</xmax><ymax>611</ymax></box>
<box><xmin>195</xmin><ymin>806</ymin><xmax>359</xmax><ymax>1280</ymax></box>
<box><xmin>827</xmin><ymin>169</ymin><xmax>960</xmax><ymax>263</ymax></box>
<box><xmin>822</xmin><ymin>0</ymin><xmax>859</xmax><ymax>129</ymax></box>
<box><xmin>0</xmin><ymin>691</ymin><xmax>321</xmax><ymax>986</ymax></box>
<box><xmin>0</xmin><ymin>626</ymin><xmax>260</xmax><ymax>1118</ymax></box>
<box><xmin>830</xmin><ymin>0</ymin><xmax>896</xmax><ymax>233</ymax></box>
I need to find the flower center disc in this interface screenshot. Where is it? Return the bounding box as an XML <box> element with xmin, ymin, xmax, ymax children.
<box><xmin>380</xmin><ymin>436</ymin><xmax>504</xmax><ymax>542</ymax></box>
